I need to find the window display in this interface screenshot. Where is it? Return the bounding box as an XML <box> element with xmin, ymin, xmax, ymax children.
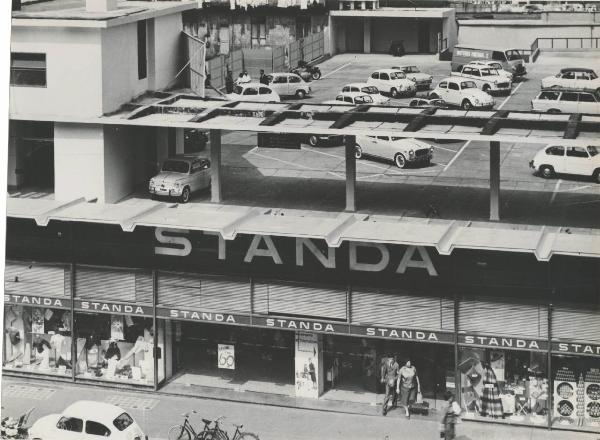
<box><xmin>74</xmin><ymin>313</ymin><xmax>154</xmax><ymax>386</ymax></box>
<box><xmin>3</xmin><ymin>305</ymin><xmax>72</xmax><ymax>376</ymax></box>
<box><xmin>459</xmin><ymin>348</ymin><xmax>548</xmax><ymax>425</ymax></box>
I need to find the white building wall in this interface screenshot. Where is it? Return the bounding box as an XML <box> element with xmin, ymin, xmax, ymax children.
<box><xmin>443</xmin><ymin>11</ymin><xmax>458</xmax><ymax>50</ymax></box>
<box><xmin>9</xmin><ymin>27</ymin><xmax>103</xmax><ymax>118</ymax></box>
<box><xmin>153</xmin><ymin>13</ymin><xmax>184</xmax><ymax>91</ymax></box>
<box><xmin>103</xmin><ymin>125</ymin><xmax>135</xmax><ymax>203</ymax></box>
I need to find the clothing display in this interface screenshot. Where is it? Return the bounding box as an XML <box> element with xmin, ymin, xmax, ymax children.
<box><xmin>481</xmin><ymin>365</ymin><xmax>503</xmax><ymax>417</ymax></box>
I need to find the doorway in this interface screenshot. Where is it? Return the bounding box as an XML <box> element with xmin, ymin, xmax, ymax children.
<box><xmin>417</xmin><ymin>20</ymin><xmax>431</xmax><ymax>53</ymax></box>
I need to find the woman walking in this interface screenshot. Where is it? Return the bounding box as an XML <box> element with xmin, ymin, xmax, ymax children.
<box><xmin>440</xmin><ymin>391</ymin><xmax>461</xmax><ymax>439</ymax></box>
<box><xmin>396</xmin><ymin>358</ymin><xmax>420</xmax><ymax>418</ymax></box>
<box><xmin>481</xmin><ymin>362</ymin><xmax>503</xmax><ymax>418</ymax></box>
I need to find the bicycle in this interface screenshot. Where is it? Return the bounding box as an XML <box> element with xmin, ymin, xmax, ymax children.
<box><xmin>207</xmin><ymin>416</ymin><xmax>259</xmax><ymax>440</ymax></box>
<box><xmin>167</xmin><ymin>410</ymin><xmax>213</xmax><ymax>440</ymax></box>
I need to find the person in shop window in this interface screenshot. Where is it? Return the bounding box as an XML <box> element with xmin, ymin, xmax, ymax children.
<box><xmin>32</xmin><ymin>335</ymin><xmax>51</xmax><ymax>370</ymax></box>
<box><xmin>397</xmin><ymin>358</ymin><xmax>420</xmax><ymax>419</ymax></box>
<box><xmin>440</xmin><ymin>391</ymin><xmax>461</xmax><ymax>440</ymax></box>
<box><xmin>381</xmin><ymin>354</ymin><xmax>399</xmax><ymax>416</ymax></box>
<box><xmin>308</xmin><ymin>358</ymin><xmax>317</xmax><ymax>389</ymax></box>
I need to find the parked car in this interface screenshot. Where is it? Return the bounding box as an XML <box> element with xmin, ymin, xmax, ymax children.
<box><xmin>453</xmin><ymin>65</ymin><xmax>512</xmax><ymax>95</ymax></box>
<box><xmin>465</xmin><ymin>60</ymin><xmax>514</xmax><ymax>81</ymax></box>
<box><xmin>408</xmin><ymin>97</ymin><xmax>448</xmax><ymax>108</ymax></box>
<box><xmin>541</xmin><ymin>68</ymin><xmax>600</xmax><ymax>93</ymax></box>
<box><xmin>531</xmin><ymin>89</ymin><xmax>600</xmax><ymax>114</ymax></box>
<box><xmin>149</xmin><ymin>154</ymin><xmax>211</xmax><ymax>203</ymax></box>
<box><xmin>225</xmin><ymin>82</ymin><xmax>281</xmax><ymax>102</ymax></box>
<box><xmin>390</xmin><ymin>65</ymin><xmax>433</xmax><ymax>89</ymax></box>
<box><xmin>305</xmin><ymin>134</ymin><xmax>344</xmax><ymax>147</ymax></box>
<box><xmin>451</xmin><ymin>44</ymin><xmax>527</xmax><ymax>78</ymax></box>
<box><xmin>366</xmin><ymin>69</ymin><xmax>416</xmax><ymax>98</ymax></box>
<box><xmin>354</xmin><ymin>135</ymin><xmax>434</xmax><ymax>168</ymax></box>
<box><xmin>429</xmin><ymin>77</ymin><xmax>495</xmax><ymax>110</ymax></box>
<box><xmin>323</xmin><ymin>92</ymin><xmax>374</xmax><ymax>106</ymax></box>
<box><xmin>28</xmin><ymin>400</ymin><xmax>147</xmax><ymax>440</ymax></box>
<box><xmin>341</xmin><ymin>83</ymin><xmax>390</xmax><ymax>104</ymax></box>
<box><xmin>265</xmin><ymin>72</ymin><xmax>311</xmax><ymax>98</ymax></box>
<box><xmin>529</xmin><ymin>144</ymin><xmax>600</xmax><ymax>182</ymax></box>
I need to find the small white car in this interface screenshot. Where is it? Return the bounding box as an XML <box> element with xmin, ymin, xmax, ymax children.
<box><xmin>529</xmin><ymin>144</ymin><xmax>600</xmax><ymax>182</ymax></box>
<box><xmin>367</xmin><ymin>69</ymin><xmax>416</xmax><ymax>98</ymax></box>
<box><xmin>149</xmin><ymin>154</ymin><xmax>211</xmax><ymax>203</ymax></box>
<box><xmin>531</xmin><ymin>89</ymin><xmax>600</xmax><ymax>114</ymax></box>
<box><xmin>29</xmin><ymin>400</ymin><xmax>147</xmax><ymax>440</ymax></box>
<box><xmin>391</xmin><ymin>65</ymin><xmax>433</xmax><ymax>89</ymax></box>
<box><xmin>430</xmin><ymin>77</ymin><xmax>495</xmax><ymax>110</ymax></box>
<box><xmin>465</xmin><ymin>61</ymin><xmax>513</xmax><ymax>81</ymax></box>
<box><xmin>355</xmin><ymin>135</ymin><xmax>433</xmax><ymax>168</ymax></box>
<box><xmin>265</xmin><ymin>72</ymin><xmax>311</xmax><ymax>98</ymax></box>
<box><xmin>541</xmin><ymin>68</ymin><xmax>600</xmax><ymax>92</ymax></box>
<box><xmin>226</xmin><ymin>82</ymin><xmax>281</xmax><ymax>102</ymax></box>
<box><xmin>323</xmin><ymin>92</ymin><xmax>374</xmax><ymax>106</ymax></box>
<box><xmin>409</xmin><ymin>98</ymin><xmax>447</xmax><ymax>108</ymax></box>
<box><xmin>341</xmin><ymin>83</ymin><xmax>389</xmax><ymax>104</ymax></box>
<box><xmin>453</xmin><ymin>65</ymin><xmax>512</xmax><ymax>95</ymax></box>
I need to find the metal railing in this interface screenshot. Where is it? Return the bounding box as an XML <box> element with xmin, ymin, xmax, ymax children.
<box><xmin>530</xmin><ymin>37</ymin><xmax>600</xmax><ymax>62</ymax></box>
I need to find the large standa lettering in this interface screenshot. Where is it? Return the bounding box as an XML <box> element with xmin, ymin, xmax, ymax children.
<box><xmin>204</xmin><ymin>231</ymin><xmax>226</xmax><ymax>260</ymax></box>
<box><xmin>155</xmin><ymin>227</ymin><xmax>192</xmax><ymax>256</ymax></box>
<box><xmin>296</xmin><ymin>238</ymin><xmax>335</xmax><ymax>269</ymax></box>
<box><xmin>349</xmin><ymin>242</ymin><xmax>390</xmax><ymax>272</ymax></box>
<box><xmin>244</xmin><ymin>235</ymin><xmax>282</xmax><ymax>264</ymax></box>
<box><xmin>396</xmin><ymin>246</ymin><xmax>438</xmax><ymax>276</ymax></box>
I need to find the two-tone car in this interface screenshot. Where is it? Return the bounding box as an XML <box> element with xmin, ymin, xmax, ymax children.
<box><xmin>465</xmin><ymin>60</ymin><xmax>514</xmax><ymax>81</ymax></box>
<box><xmin>265</xmin><ymin>72</ymin><xmax>312</xmax><ymax>99</ymax></box>
<box><xmin>391</xmin><ymin>65</ymin><xmax>433</xmax><ymax>89</ymax></box>
<box><xmin>354</xmin><ymin>135</ymin><xmax>434</xmax><ymax>168</ymax></box>
<box><xmin>530</xmin><ymin>144</ymin><xmax>600</xmax><ymax>183</ymax></box>
<box><xmin>541</xmin><ymin>68</ymin><xmax>600</xmax><ymax>93</ymax></box>
<box><xmin>531</xmin><ymin>89</ymin><xmax>600</xmax><ymax>114</ymax></box>
<box><xmin>341</xmin><ymin>83</ymin><xmax>389</xmax><ymax>104</ymax></box>
<box><xmin>366</xmin><ymin>69</ymin><xmax>416</xmax><ymax>98</ymax></box>
<box><xmin>149</xmin><ymin>154</ymin><xmax>211</xmax><ymax>203</ymax></box>
<box><xmin>323</xmin><ymin>92</ymin><xmax>374</xmax><ymax>106</ymax></box>
<box><xmin>429</xmin><ymin>77</ymin><xmax>495</xmax><ymax>110</ymax></box>
<box><xmin>225</xmin><ymin>82</ymin><xmax>281</xmax><ymax>102</ymax></box>
<box><xmin>453</xmin><ymin>65</ymin><xmax>512</xmax><ymax>95</ymax></box>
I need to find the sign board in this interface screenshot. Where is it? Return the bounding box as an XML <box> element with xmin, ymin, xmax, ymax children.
<box><xmin>218</xmin><ymin>344</ymin><xmax>235</xmax><ymax>370</ymax></box>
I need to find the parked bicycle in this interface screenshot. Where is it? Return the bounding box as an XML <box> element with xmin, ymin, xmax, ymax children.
<box><xmin>168</xmin><ymin>413</ymin><xmax>259</xmax><ymax>440</ymax></box>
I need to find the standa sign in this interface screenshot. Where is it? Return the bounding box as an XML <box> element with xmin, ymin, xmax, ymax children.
<box><xmin>351</xmin><ymin>325</ymin><xmax>453</xmax><ymax>344</ymax></box>
<box><xmin>459</xmin><ymin>334</ymin><xmax>547</xmax><ymax>351</ymax></box>
<box><xmin>4</xmin><ymin>294</ymin><xmax>69</xmax><ymax>309</ymax></box>
<box><xmin>74</xmin><ymin>300</ymin><xmax>151</xmax><ymax>316</ymax></box>
<box><xmin>154</xmin><ymin>228</ymin><xmax>438</xmax><ymax>276</ymax></box>
<box><xmin>157</xmin><ymin>307</ymin><xmax>251</xmax><ymax>325</ymax></box>
<box><xmin>553</xmin><ymin>342</ymin><xmax>600</xmax><ymax>356</ymax></box>
<box><xmin>254</xmin><ymin>317</ymin><xmax>348</xmax><ymax>334</ymax></box>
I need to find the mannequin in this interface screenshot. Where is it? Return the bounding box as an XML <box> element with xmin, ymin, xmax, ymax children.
<box><xmin>118</xmin><ymin>327</ymin><xmax>154</xmax><ymax>381</ymax></box>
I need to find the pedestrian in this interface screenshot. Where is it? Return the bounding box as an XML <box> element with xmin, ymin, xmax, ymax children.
<box><xmin>259</xmin><ymin>69</ymin><xmax>269</xmax><ymax>85</ymax></box>
<box><xmin>397</xmin><ymin>358</ymin><xmax>420</xmax><ymax>418</ymax></box>
<box><xmin>225</xmin><ymin>69</ymin><xmax>234</xmax><ymax>94</ymax></box>
<box><xmin>440</xmin><ymin>391</ymin><xmax>461</xmax><ymax>439</ymax></box>
<box><xmin>380</xmin><ymin>354</ymin><xmax>399</xmax><ymax>416</ymax></box>
<box><xmin>236</xmin><ymin>71</ymin><xmax>251</xmax><ymax>85</ymax></box>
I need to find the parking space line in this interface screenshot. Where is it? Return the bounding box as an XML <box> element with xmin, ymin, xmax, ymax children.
<box><xmin>433</xmin><ymin>145</ymin><xmax>458</xmax><ymax>153</ymax></box>
<box><xmin>443</xmin><ymin>141</ymin><xmax>471</xmax><ymax>172</ymax></box>
<box><xmin>321</xmin><ymin>62</ymin><xmax>353</xmax><ymax>79</ymax></box>
<box><xmin>564</xmin><ymin>185</ymin><xmax>593</xmax><ymax>192</ymax></box>
<box><xmin>249</xmin><ymin>150</ymin><xmax>344</xmax><ymax>179</ymax></box>
<box><xmin>497</xmin><ymin>82</ymin><xmax>524</xmax><ymax>110</ymax></box>
<box><xmin>302</xmin><ymin>146</ymin><xmax>391</xmax><ymax>172</ymax></box>
<box><xmin>301</xmin><ymin>146</ymin><xmax>344</xmax><ymax>160</ymax></box>
<box><xmin>550</xmin><ymin>179</ymin><xmax>562</xmax><ymax>204</ymax></box>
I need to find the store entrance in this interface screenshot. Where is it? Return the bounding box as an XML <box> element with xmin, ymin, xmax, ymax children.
<box><xmin>171</xmin><ymin>322</ymin><xmax>295</xmax><ymax>396</ymax></box>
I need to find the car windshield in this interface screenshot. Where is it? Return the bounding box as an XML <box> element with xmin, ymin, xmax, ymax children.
<box><xmin>113</xmin><ymin>413</ymin><xmax>134</xmax><ymax>432</ymax></box>
<box><xmin>588</xmin><ymin>146</ymin><xmax>599</xmax><ymax>157</ymax></box>
<box><xmin>480</xmin><ymin>68</ymin><xmax>496</xmax><ymax>76</ymax></box>
<box><xmin>361</xmin><ymin>86</ymin><xmax>379</xmax><ymax>94</ymax></box>
<box><xmin>390</xmin><ymin>72</ymin><xmax>406</xmax><ymax>79</ymax></box>
<box><xmin>162</xmin><ymin>160</ymin><xmax>189</xmax><ymax>173</ymax></box>
<box><xmin>588</xmin><ymin>71</ymin><xmax>598</xmax><ymax>80</ymax></box>
<box><xmin>355</xmin><ymin>95</ymin><xmax>374</xmax><ymax>104</ymax></box>
<box><xmin>505</xmin><ymin>50</ymin><xmax>523</xmax><ymax>61</ymax></box>
<box><xmin>490</xmin><ymin>63</ymin><xmax>503</xmax><ymax>70</ymax></box>
<box><xmin>232</xmin><ymin>85</ymin><xmax>243</xmax><ymax>94</ymax></box>
<box><xmin>461</xmin><ymin>81</ymin><xmax>477</xmax><ymax>89</ymax></box>
<box><xmin>408</xmin><ymin>66</ymin><xmax>420</xmax><ymax>73</ymax></box>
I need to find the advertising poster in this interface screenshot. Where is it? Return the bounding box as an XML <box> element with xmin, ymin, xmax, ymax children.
<box><xmin>110</xmin><ymin>315</ymin><xmax>124</xmax><ymax>341</ymax></box>
<box><xmin>295</xmin><ymin>332</ymin><xmax>319</xmax><ymax>398</ymax></box>
<box><xmin>218</xmin><ymin>344</ymin><xmax>235</xmax><ymax>370</ymax></box>
<box><xmin>31</xmin><ymin>308</ymin><xmax>44</xmax><ymax>334</ymax></box>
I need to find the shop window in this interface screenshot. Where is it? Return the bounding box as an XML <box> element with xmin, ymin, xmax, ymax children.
<box><xmin>459</xmin><ymin>348</ymin><xmax>548</xmax><ymax>426</ymax></box>
<box><xmin>251</xmin><ymin>18</ymin><xmax>267</xmax><ymax>47</ymax></box>
<box><xmin>3</xmin><ymin>305</ymin><xmax>72</xmax><ymax>377</ymax></box>
<box><xmin>10</xmin><ymin>52</ymin><xmax>46</xmax><ymax>87</ymax></box>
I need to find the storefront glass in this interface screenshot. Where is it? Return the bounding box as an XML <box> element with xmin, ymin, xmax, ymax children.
<box><xmin>74</xmin><ymin>312</ymin><xmax>154</xmax><ymax>386</ymax></box>
<box><xmin>3</xmin><ymin>305</ymin><xmax>72</xmax><ymax>377</ymax></box>
<box><xmin>459</xmin><ymin>347</ymin><xmax>548</xmax><ymax>426</ymax></box>
<box><xmin>551</xmin><ymin>355</ymin><xmax>600</xmax><ymax>432</ymax></box>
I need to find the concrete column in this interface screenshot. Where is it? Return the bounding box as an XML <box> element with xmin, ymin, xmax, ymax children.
<box><xmin>210</xmin><ymin>129</ymin><xmax>222</xmax><ymax>203</ymax></box>
<box><xmin>490</xmin><ymin>141</ymin><xmax>500</xmax><ymax>221</ymax></box>
<box><xmin>175</xmin><ymin>128</ymin><xmax>185</xmax><ymax>154</ymax></box>
<box><xmin>156</xmin><ymin>127</ymin><xmax>170</xmax><ymax>172</ymax></box>
<box><xmin>363</xmin><ymin>17</ymin><xmax>371</xmax><ymax>53</ymax></box>
<box><xmin>345</xmin><ymin>135</ymin><xmax>356</xmax><ymax>212</ymax></box>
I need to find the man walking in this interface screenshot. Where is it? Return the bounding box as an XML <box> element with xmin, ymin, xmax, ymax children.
<box><xmin>381</xmin><ymin>354</ymin><xmax>399</xmax><ymax>416</ymax></box>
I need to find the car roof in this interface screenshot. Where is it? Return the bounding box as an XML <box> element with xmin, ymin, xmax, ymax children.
<box><xmin>344</xmin><ymin>83</ymin><xmax>372</xmax><ymax>88</ymax></box>
<box><xmin>539</xmin><ymin>88</ymin><xmax>594</xmax><ymax>93</ymax></box>
<box><xmin>373</xmin><ymin>69</ymin><xmax>403</xmax><ymax>74</ymax></box>
<box><xmin>237</xmin><ymin>82</ymin><xmax>269</xmax><ymax>88</ymax></box>
<box><xmin>168</xmin><ymin>154</ymin><xmax>209</xmax><ymax>162</ymax></box>
<box><xmin>338</xmin><ymin>91</ymin><xmax>370</xmax><ymax>97</ymax></box>
<box><xmin>269</xmin><ymin>72</ymin><xmax>299</xmax><ymax>77</ymax></box>
<box><xmin>560</xmin><ymin>67</ymin><xmax>595</xmax><ymax>73</ymax></box>
<box><xmin>63</xmin><ymin>401</ymin><xmax>127</xmax><ymax>421</ymax></box>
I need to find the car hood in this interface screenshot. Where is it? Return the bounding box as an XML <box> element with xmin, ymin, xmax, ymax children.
<box><xmin>407</xmin><ymin>72</ymin><xmax>431</xmax><ymax>81</ymax></box>
<box><xmin>464</xmin><ymin>88</ymin><xmax>494</xmax><ymax>102</ymax></box>
<box><xmin>30</xmin><ymin>414</ymin><xmax>61</xmax><ymax>437</ymax></box>
<box><xmin>151</xmin><ymin>172</ymin><xmax>188</xmax><ymax>184</ymax></box>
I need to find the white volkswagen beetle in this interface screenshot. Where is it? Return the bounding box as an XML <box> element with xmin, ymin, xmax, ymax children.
<box><xmin>355</xmin><ymin>135</ymin><xmax>434</xmax><ymax>168</ymax></box>
<box><xmin>29</xmin><ymin>400</ymin><xmax>147</xmax><ymax>440</ymax></box>
<box><xmin>341</xmin><ymin>83</ymin><xmax>389</xmax><ymax>104</ymax></box>
<box><xmin>366</xmin><ymin>69</ymin><xmax>416</xmax><ymax>98</ymax></box>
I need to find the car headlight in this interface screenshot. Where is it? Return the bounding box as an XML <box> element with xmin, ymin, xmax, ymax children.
<box><xmin>409</xmin><ymin>150</ymin><xmax>414</xmax><ymax>157</ymax></box>
<box><xmin>428</xmin><ymin>76</ymin><xmax>433</xmax><ymax>81</ymax></box>
<box><xmin>474</xmin><ymin>98</ymin><xmax>481</xmax><ymax>105</ymax></box>
<box><xmin>429</xmin><ymin>146</ymin><xmax>434</xmax><ymax>153</ymax></box>
<box><xmin>173</xmin><ymin>182</ymin><xmax>181</xmax><ymax>188</ymax></box>
<box><xmin>410</xmin><ymin>77</ymin><xmax>417</xmax><ymax>82</ymax></box>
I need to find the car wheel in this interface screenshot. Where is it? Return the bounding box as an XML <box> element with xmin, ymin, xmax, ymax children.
<box><xmin>355</xmin><ymin>145</ymin><xmax>363</xmax><ymax>159</ymax></box>
<box><xmin>308</xmin><ymin>135</ymin><xmax>319</xmax><ymax>147</ymax></box>
<box><xmin>482</xmin><ymin>84</ymin><xmax>491</xmax><ymax>93</ymax></box>
<box><xmin>390</xmin><ymin>88</ymin><xmax>399</xmax><ymax>98</ymax></box>
<box><xmin>429</xmin><ymin>92</ymin><xmax>439</xmax><ymax>99</ymax></box>
<box><xmin>540</xmin><ymin>165</ymin><xmax>555</xmax><ymax>179</ymax></box>
<box><xmin>394</xmin><ymin>153</ymin><xmax>407</xmax><ymax>169</ymax></box>
<box><xmin>593</xmin><ymin>169</ymin><xmax>600</xmax><ymax>184</ymax></box>
<box><xmin>461</xmin><ymin>99</ymin><xmax>473</xmax><ymax>110</ymax></box>
<box><xmin>180</xmin><ymin>186</ymin><xmax>191</xmax><ymax>203</ymax></box>
<box><xmin>296</xmin><ymin>89</ymin><xmax>306</xmax><ymax>99</ymax></box>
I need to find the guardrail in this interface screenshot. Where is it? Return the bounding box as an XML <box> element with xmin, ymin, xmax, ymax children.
<box><xmin>530</xmin><ymin>37</ymin><xmax>600</xmax><ymax>62</ymax></box>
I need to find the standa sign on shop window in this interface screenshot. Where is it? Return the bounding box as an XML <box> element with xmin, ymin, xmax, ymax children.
<box><xmin>552</xmin><ymin>342</ymin><xmax>600</xmax><ymax>356</ymax></box>
<box><xmin>458</xmin><ymin>334</ymin><xmax>548</xmax><ymax>351</ymax></box>
<box><xmin>74</xmin><ymin>300</ymin><xmax>152</xmax><ymax>316</ymax></box>
<box><xmin>253</xmin><ymin>316</ymin><xmax>348</xmax><ymax>334</ymax></box>
<box><xmin>350</xmin><ymin>325</ymin><xmax>454</xmax><ymax>344</ymax></box>
<box><xmin>4</xmin><ymin>294</ymin><xmax>70</xmax><ymax>309</ymax></box>
<box><xmin>156</xmin><ymin>307</ymin><xmax>251</xmax><ymax>325</ymax></box>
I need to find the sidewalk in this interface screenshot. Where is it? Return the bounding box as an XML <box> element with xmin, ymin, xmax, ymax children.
<box><xmin>1</xmin><ymin>376</ymin><xmax>597</xmax><ymax>440</ymax></box>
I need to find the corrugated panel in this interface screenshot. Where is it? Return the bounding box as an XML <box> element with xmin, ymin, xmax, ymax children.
<box><xmin>157</xmin><ymin>272</ymin><xmax>251</xmax><ymax>313</ymax></box>
<box><xmin>4</xmin><ymin>261</ymin><xmax>70</xmax><ymax>298</ymax></box>
<box><xmin>253</xmin><ymin>282</ymin><xmax>269</xmax><ymax>314</ymax></box>
<box><xmin>459</xmin><ymin>298</ymin><xmax>548</xmax><ymax>339</ymax></box>
<box><xmin>75</xmin><ymin>266</ymin><xmax>137</xmax><ymax>303</ymax></box>
<box><xmin>351</xmin><ymin>289</ymin><xmax>454</xmax><ymax>331</ymax></box>
<box><xmin>552</xmin><ymin>305</ymin><xmax>600</xmax><ymax>344</ymax></box>
<box><xmin>262</xmin><ymin>282</ymin><xmax>347</xmax><ymax>320</ymax></box>
<box><xmin>135</xmin><ymin>272</ymin><xmax>153</xmax><ymax>304</ymax></box>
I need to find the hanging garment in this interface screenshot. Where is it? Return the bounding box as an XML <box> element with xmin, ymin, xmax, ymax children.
<box><xmin>481</xmin><ymin>366</ymin><xmax>503</xmax><ymax>417</ymax></box>
<box><xmin>300</xmin><ymin>0</ymin><xmax>307</xmax><ymax>9</ymax></box>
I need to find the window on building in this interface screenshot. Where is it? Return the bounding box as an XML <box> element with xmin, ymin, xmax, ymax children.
<box><xmin>10</xmin><ymin>53</ymin><xmax>46</xmax><ymax>87</ymax></box>
<box><xmin>251</xmin><ymin>17</ymin><xmax>267</xmax><ymax>47</ymax></box>
<box><xmin>296</xmin><ymin>16</ymin><xmax>311</xmax><ymax>39</ymax></box>
<box><xmin>137</xmin><ymin>20</ymin><xmax>147</xmax><ymax>80</ymax></box>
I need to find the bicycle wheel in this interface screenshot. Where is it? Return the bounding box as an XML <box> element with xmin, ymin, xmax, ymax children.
<box><xmin>238</xmin><ymin>432</ymin><xmax>260</xmax><ymax>440</ymax></box>
<box><xmin>168</xmin><ymin>424</ymin><xmax>192</xmax><ymax>440</ymax></box>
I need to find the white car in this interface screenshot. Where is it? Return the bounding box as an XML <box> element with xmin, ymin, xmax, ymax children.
<box><xmin>430</xmin><ymin>77</ymin><xmax>495</xmax><ymax>110</ymax></box>
<box><xmin>323</xmin><ymin>92</ymin><xmax>374</xmax><ymax>106</ymax></box>
<box><xmin>341</xmin><ymin>83</ymin><xmax>389</xmax><ymax>104</ymax></box>
<box><xmin>453</xmin><ymin>65</ymin><xmax>512</xmax><ymax>95</ymax></box>
<box><xmin>29</xmin><ymin>400</ymin><xmax>147</xmax><ymax>440</ymax></box>
<box><xmin>465</xmin><ymin>61</ymin><xmax>514</xmax><ymax>81</ymax></box>
<box><xmin>265</xmin><ymin>72</ymin><xmax>311</xmax><ymax>98</ymax></box>
<box><xmin>530</xmin><ymin>144</ymin><xmax>600</xmax><ymax>182</ymax></box>
<box><xmin>355</xmin><ymin>135</ymin><xmax>433</xmax><ymax>168</ymax></box>
<box><xmin>225</xmin><ymin>82</ymin><xmax>281</xmax><ymax>102</ymax></box>
<box><xmin>149</xmin><ymin>154</ymin><xmax>211</xmax><ymax>203</ymax></box>
<box><xmin>366</xmin><ymin>69</ymin><xmax>416</xmax><ymax>98</ymax></box>
<box><xmin>531</xmin><ymin>89</ymin><xmax>600</xmax><ymax>114</ymax></box>
<box><xmin>390</xmin><ymin>65</ymin><xmax>433</xmax><ymax>89</ymax></box>
<box><xmin>541</xmin><ymin>68</ymin><xmax>600</xmax><ymax>92</ymax></box>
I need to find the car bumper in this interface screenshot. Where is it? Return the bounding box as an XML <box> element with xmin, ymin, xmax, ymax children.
<box><xmin>408</xmin><ymin>154</ymin><xmax>433</xmax><ymax>163</ymax></box>
<box><xmin>149</xmin><ymin>187</ymin><xmax>182</xmax><ymax>197</ymax></box>
<box><xmin>415</xmin><ymin>80</ymin><xmax>432</xmax><ymax>89</ymax></box>
<box><xmin>529</xmin><ymin>160</ymin><xmax>537</xmax><ymax>170</ymax></box>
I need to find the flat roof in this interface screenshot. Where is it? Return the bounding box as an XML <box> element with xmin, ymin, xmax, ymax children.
<box><xmin>7</xmin><ymin>197</ymin><xmax>600</xmax><ymax>261</ymax></box>
<box><xmin>330</xmin><ymin>7</ymin><xmax>454</xmax><ymax>18</ymax></box>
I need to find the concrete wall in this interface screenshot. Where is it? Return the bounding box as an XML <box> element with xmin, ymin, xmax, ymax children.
<box><xmin>443</xmin><ymin>10</ymin><xmax>458</xmax><ymax>50</ymax></box>
<box><xmin>103</xmin><ymin>125</ymin><xmax>135</xmax><ymax>203</ymax></box>
<box><xmin>10</xmin><ymin>27</ymin><xmax>103</xmax><ymax>118</ymax></box>
<box><xmin>153</xmin><ymin>13</ymin><xmax>185</xmax><ymax>90</ymax></box>
<box><xmin>371</xmin><ymin>18</ymin><xmax>418</xmax><ymax>53</ymax></box>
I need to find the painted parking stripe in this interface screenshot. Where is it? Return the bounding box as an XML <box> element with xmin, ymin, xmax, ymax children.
<box><xmin>550</xmin><ymin>179</ymin><xmax>562</xmax><ymax>204</ymax></box>
<box><xmin>497</xmin><ymin>81</ymin><xmax>524</xmax><ymax>110</ymax></box>
<box><xmin>432</xmin><ymin>145</ymin><xmax>459</xmax><ymax>153</ymax></box>
<box><xmin>249</xmin><ymin>150</ymin><xmax>344</xmax><ymax>179</ymax></box>
<box><xmin>443</xmin><ymin>141</ymin><xmax>471</xmax><ymax>172</ymax></box>
<box><xmin>320</xmin><ymin>62</ymin><xmax>353</xmax><ymax>79</ymax></box>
